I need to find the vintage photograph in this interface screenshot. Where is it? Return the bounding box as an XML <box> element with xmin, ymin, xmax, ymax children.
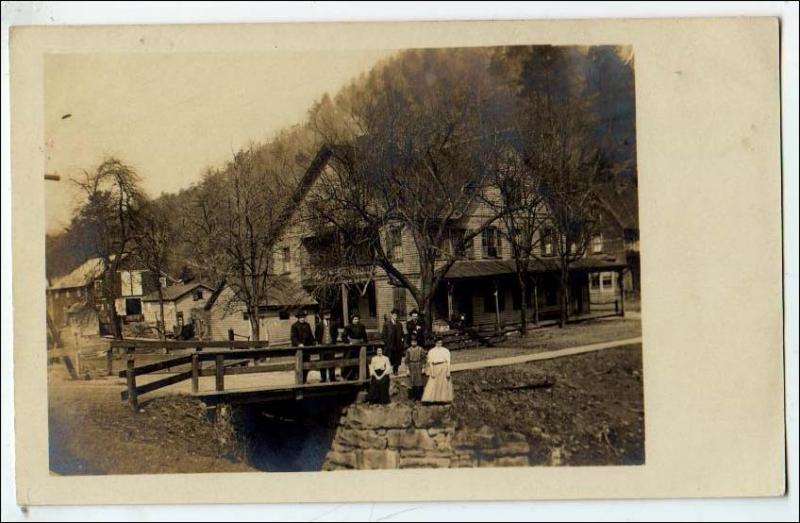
<box><xmin>44</xmin><ymin>44</ymin><xmax>642</xmax><ymax>474</ymax></box>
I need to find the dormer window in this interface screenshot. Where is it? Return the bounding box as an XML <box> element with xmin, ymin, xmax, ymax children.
<box><xmin>541</xmin><ymin>228</ymin><xmax>556</xmax><ymax>257</ymax></box>
<box><xmin>386</xmin><ymin>227</ymin><xmax>404</xmax><ymax>262</ymax></box>
<box><xmin>193</xmin><ymin>288</ymin><xmax>205</xmax><ymax>301</ymax></box>
<box><xmin>592</xmin><ymin>234</ymin><xmax>604</xmax><ymax>254</ymax></box>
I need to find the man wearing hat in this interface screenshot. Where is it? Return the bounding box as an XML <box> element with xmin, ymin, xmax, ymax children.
<box><xmin>382</xmin><ymin>308</ymin><xmax>406</xmax><ymax>375</ymax></box>
<box><xmin>315</xmin><ymin>309</ymin><xmax>339</xmax><ymax>383</ymax></box>
<box><xmin>405</xmin><ymin>309</ymin><xmax>426</xmax><ymax>348</ymax></box>
<box><xmin>290</xmin><ymin>309</ymin><xmax>316</xmax><ymax>383</ymax></box>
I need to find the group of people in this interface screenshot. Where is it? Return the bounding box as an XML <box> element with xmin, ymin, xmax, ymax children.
<box><xmin>289</xmin><ymin>307</ymin><xmax>453</xmax><ymax>405</ymax></box>
<box><xmin>368</xmin><ymin>308</ymin><xmax>453</xmax><ymax>405</ymax></box>
<box><xmin>290</xmin><ymin>308</ymin><xmax>369</xmax><ymax>383</ymax></box>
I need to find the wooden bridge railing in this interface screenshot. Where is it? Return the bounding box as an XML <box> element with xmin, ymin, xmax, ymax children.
<box><xmin>112</xmin><ymin>339</ymin><xmax>383</xmax><ymax>410</ymax></box>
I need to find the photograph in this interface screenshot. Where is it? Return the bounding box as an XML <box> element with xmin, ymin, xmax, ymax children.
<box><xmin>43</xmin><ymin>43</ymin><xmax>643</xmax><ymax>474</ymax></box>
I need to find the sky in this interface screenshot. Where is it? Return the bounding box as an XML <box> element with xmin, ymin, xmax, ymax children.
<box><xmin>44</xmin><ymin>49</ymin><xmax>395</xmax><ymax>233</ymax></box>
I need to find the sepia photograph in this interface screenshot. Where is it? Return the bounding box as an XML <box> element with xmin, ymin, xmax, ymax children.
<box><xmin>43</xmin><ymin>44</ymin><xmax>643</xmax><ymax>475</ymax></box>
<box><xmin>6</xmin><ymin>8</ymin><xmax>792</xmax><ymax>512</ymax></box>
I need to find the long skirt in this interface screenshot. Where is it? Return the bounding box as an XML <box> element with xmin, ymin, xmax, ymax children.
<box><xmin>368</xmin><ymin>372</ymin><xmax>391</xmax><ymax>404</ymax></box>
<box><xmin>407</xmin><ymin>361</ymin><xmax>425</xmax><ymax>389</ymax></box>
<box><xmin>421</xmin><ymin>362</ymin><xmax>453</xmax><ymax>404</ymax></box>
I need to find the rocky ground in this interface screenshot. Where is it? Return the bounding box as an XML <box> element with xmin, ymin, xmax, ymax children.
<box><xmin>451</xmin><ymin>345</ymin><xmax>645</xmax><ymax>466</ymax></box>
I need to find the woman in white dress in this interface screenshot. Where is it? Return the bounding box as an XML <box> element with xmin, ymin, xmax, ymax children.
<box><xmin>421</xmin><ymin>337</ymin><xmax>453</xmax><ymax>404</ymax></box>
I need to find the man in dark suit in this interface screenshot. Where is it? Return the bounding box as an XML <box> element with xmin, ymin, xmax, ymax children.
<box><xmin>405</xmin><ymin>309</ymin><xmax>426</xmax><ymax>348</ymax></box>
<box><xmin>315</xmin><ymin>309</ymin><xmax>339</xmax><ymax>382</ymax></box>
<box><xmin>382</xmin><ymin>308</ymin><xmax>405</xmax><ymax>375</ymax></box>
<box><xmin>290</xmin><ymin>309</ymin><xmax>315</xmax><ymax>383</ymax></box>
<box><xmin>341</xmin><ymin>313</ymin><xmax>368</xmax><ymax>381</ymax></box>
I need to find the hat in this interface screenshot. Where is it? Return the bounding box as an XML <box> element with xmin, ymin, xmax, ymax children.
<box><xmin>409</xmin><ymin>309</ymin><xmax>419</xmax><ymax>316</ymax></box>
<box><xmin>390</xmin><ymin>308</ymin><xmax>400</xmax><ymax>315</ymax></box>
<box><xmin>351</xmin><ymin>312</ymin><xmax>360</xmax><ymax>320</ymax></box>
<box><xmin>409</xmin><ymin>334</ymin><xmax>418</xmax><ymax>342</ymax></box>
<box><xmin>295</xmin><ymin>309</ymin><xmax>307</xmax><ymax>318</ymax></box>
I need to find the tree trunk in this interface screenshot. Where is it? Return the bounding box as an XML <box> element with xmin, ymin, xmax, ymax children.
<box><xmin>157</xmin><ymin>286</ymin><xmax>166</xmax><ymax>341</ymax></box>
<box><xmin>517</xmin><ymin>266</ymin><xmax>528</xmax><ymax>335</ymax></box>
<box><xmin>249</xmin><ymin>303</ymin><xmax>260</xmax><ymax>341</ymax></box>
<box><xmin>532</xmin><ymin>277</ymin><xmax>539</xmax><ymax>325</ymax></box>
<box><xmin>559</xmin><ymin>264</ymin><xmax>569</xmax><ymax>328</ymax></box>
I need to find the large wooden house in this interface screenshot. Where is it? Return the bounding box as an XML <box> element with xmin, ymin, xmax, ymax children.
<box><xmin>269</xmin><ymin>146</ymin><xmax>637</xmax><ymax>331</ymax></box>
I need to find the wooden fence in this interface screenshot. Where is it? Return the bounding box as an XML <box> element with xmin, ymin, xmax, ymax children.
<box><xmin>112</xmin><ymin>339</ymin><xmax>382</xmax><ymax>410</ymax></box>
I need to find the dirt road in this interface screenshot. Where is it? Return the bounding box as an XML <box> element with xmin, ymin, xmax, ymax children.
<box><xmin>48</xmin><ymin>370</ymin><xmax>255</xmax><ymax>475</ymax></box>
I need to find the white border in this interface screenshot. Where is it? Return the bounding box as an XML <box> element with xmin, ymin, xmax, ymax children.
<box><xmin>1</xmin><ymin>2</ymin><xmax>797</xmax><ymax>521</ymax></box>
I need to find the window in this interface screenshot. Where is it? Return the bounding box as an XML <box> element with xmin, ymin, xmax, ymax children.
<box><xmin>120</xmin><ymin>270</ymin><xmax>143</xmax><ymax>296</ymax></box>
<box><xmin>569</xmin><ymin>242</ymin><xmax>578</xmax><ymax>255</ymax></box>
<box><xmin>242</xmin><ymin>311</ymin><xmax>250</xmax><ymax>321</ymax></box>
<box><xmin>392</xmin><ymin>286</ymin><xmax>407</xmax><ymax>317</ymax></box>
<box><xmin>125</xmin><ymin>297</ymin><xmax>142</xmax><ymax>316</ymax></box>
<box><xmin>282</xmin><ymin>247</ymin><xmax>291</xmax><ymax>273</ymax></box>
<box><xmin>482</xmin><ymin>227</ymin><xmax>501</xmax><ymax>259</ymax></box>
<box><xmin>592</xmin><ymin>234</ymin><xmax>604</xmax><ymax>253</ymax></box>
<box><xmin>278</xmin><ymin>310</ymin><xmax>291</xmax><ymax>320</ymax></box>
<box><xmin>544</xmin><ymin>285</ymin><xmax>558</xmax><ymax>306</ymax></box>
<box><xmin>386</xmin><ymin>228</ymin><xmax>403</xmax><ymax>262</ymax></box>
<box><xmin>159</xmin><ymin>276</ymin><xmax>167</xmax><ymax>288</ymax></box>
<box><xmin>602</xmin><ymin>272</ymin><xmax>614</xmax><ymax>289</ymax></box>
<box><xmin>193</xmin><ymin>288</ymin><xmax>205</xmax><ymax>301</ymax></box>
<box><xmin>176</xmin><ymin>311</ymin><xmax>184</xmax><ymax>326</ymax></box>
<box><xmin>94</xmin><ymin>279</ymin><xmax>103</xmax><ymax>296</ymax></box>
<box><xmin>541</xmin><ymin>228</ymin><xmax>556</xmax><ymax>257</ymax></box>
<box><xmin>65</xmin><ymin>290</ymin><xmax>71</xmax><ymax>298</ymax></box>
<box><xmin>590</xmin><ymin>273</ymin><xmax>601</xmax><ymax>290</ymax></box>
<box><xmin>460</xmin><ymin>230</ymin><xmax>475</xmax><ymax>259</ymax></box>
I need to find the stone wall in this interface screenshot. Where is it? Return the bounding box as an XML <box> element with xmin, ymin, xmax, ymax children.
<box><xmin>323</xmin><ymin>402</ymin><xmax>535</xmax><ymax>470</ymax></box>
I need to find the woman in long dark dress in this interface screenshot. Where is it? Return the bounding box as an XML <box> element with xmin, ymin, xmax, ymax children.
<box><xmin>367</xmin><ymin>347</ymin><xmax>392</xmax><ymax>404</ymax></box>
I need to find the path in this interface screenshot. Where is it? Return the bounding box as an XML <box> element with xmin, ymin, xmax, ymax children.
<box><xmin>450</xmin><ymin>337</ymin><xmax>642</xmax><ymax>373</ymax></box>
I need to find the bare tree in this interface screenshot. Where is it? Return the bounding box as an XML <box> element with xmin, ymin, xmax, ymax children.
<box><xmin>306</xmin><ymin>49</ymin><xmax>507</xmax><ymax>330</ymax></box>
<box><xmin>479</xmin><ymin>137</ymin><xmax>547</xmax><ymax>334</ymax></box>
<box><xmin>498</xmin><ymin>45</ymin><xmax>625</xmax><ymax>327</ymax></box>
<box><xmin>185</xmin><ymin>145</ymin><xmax>290</xmax><ymax>340</ymax></box>
<box><xmin>136</xmin><ymin>199</ymin><xmax>175</xmax><ymax>339</ymax></box>
<box><xmin>71</xmin><ymin>158</ymin><xmax>144</xmax><ymax>339</ymax></box>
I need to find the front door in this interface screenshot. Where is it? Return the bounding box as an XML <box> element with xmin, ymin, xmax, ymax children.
<box><xmin>454</xmin><ymin>283</ymin><xmax>473</xmax><ymax>326</ymax></box>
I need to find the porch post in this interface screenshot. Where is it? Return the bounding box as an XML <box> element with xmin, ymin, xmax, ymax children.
<box><xmin>618</xmin><ymin>269</ymin><xmax>626</xmax><ymax>317</ymax></box>
<box><xmin>533</xmin><ymin>278</ymin><xmax>539</xmax><ymax>325</ymax></box>
<box><xmin>447</xmin><ymin>281</ymin><xmax>454</xmax><ymax>322</ymax></box>
<box><xmin>341</xmin><ymin>283</ymin><xmax>349</xmax><ymax>324</ymax></box>
<box><xmin>493</xmin><ymin>278</ymin><xmax>501</xmax><ymax>332</ymax></box>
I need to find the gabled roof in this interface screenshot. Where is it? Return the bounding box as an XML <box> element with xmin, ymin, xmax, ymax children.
<box><xmin>141</xmin><ymin>282</ymin><xmax>215</xmax><ymax>302</ymax></box>
<box><xmin>48</xmin><ymin>257</ymin><xmax>107</xmax><ymax>290</ymax></box>
<box><xmin>271</xmin><ymin>145</ymin><xmax>336</xmax><ymax>240</ymax></box>
<box><xmin>204</xmin><ymin>275</ymin><xmax>318</xmax><ymax>311</ymax></box>
<box><xmin>594</xmin><ymin>183</ymin><xmax>639</xmax><ymax>231</ymax></box>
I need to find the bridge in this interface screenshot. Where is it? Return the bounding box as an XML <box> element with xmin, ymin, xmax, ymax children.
<box><xmin>112</xmin><ymin>339</ymin><xmax>383</xmax><ymax>410</ymax></box>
